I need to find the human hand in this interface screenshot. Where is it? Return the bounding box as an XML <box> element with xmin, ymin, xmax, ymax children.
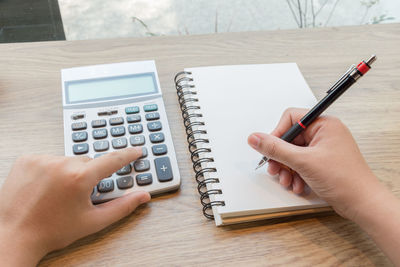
<box><xmin>0</xmin><ymin>147</ymin><xmax>151</xmax><ymax>266</ymax></box>
<box><xmin>248</xmin><ymin>108</ymin><xmax>380</xmax><ymax>220</ymax></box>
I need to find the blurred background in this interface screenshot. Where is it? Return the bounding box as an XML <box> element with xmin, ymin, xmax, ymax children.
<box><xmin>0</xmin><ymin>0</ymin><xmax>399</xmax><ymax>43</ymax></box>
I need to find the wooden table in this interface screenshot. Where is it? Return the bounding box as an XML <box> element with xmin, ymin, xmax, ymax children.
<box><xmin>0</xmin><ymin>23</ymin><xmax>399</xmax><ymax>266</ymax></box>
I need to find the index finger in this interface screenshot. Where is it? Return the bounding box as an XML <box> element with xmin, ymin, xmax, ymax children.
<box><xmin>85</xmin><ymin>147</ymin><xmax>142</xmax><ymax>184</ymax></box>
<box><xmin>270</xmin><ymin>108</ymin><xmax>309</xmax><ymax>137</ymax></box>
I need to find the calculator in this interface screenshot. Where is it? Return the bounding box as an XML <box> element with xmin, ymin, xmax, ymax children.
<box><xmin>61</xmin><ymin>60</ymin><xmax>181</xmax><ymax>203</ymax></box>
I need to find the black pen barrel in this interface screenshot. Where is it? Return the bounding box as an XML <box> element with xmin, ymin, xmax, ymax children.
<box><xmin>300</xmin><ymin>76</ymin><xmax>356</xmax><ymax>126</ymax></box>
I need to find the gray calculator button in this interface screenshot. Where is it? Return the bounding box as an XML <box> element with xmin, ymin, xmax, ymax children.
<box><xmin>93</xmin><ymin>129</ymin><xmax>108</xmax><ymax>139</ymax></box>
<box><xmin>136</xmin><ymin>173</ymin><xmax>153</xmax><ymax>186</ymax></box>
<box><xmin>73</xmin><ymin>143</ymin><xmax>89</xmax><ymax>155</ymax></box>
<box><xmin>134</xmin><ymin>159</ymin><xmax>150</xmax><ymax>172</ymax></box>
<box><xmin>71</xmin><ymin>122</ymin><xmax>87</xmax><ymax>131</ymax></box>
<box><xmin>94</xmin><ymin>153</ymin><xmax>106</xmax><ymax>159</ymax></box>
<box><xmin>152</xmin><ymin>144</ymin><xmax>167</xmax><ymax>156</ymax></box>
<box><xmin>111</xmin><ymin>126</ymin><xmax>125</xmax><ymax>137</ymax></box>
<box><xmin>126</xmin><ymin>114</ymin><xmax>141</xmax><ymax>123</ymax></box>
<box><xmin>149</xmin><ymin>133</ymin><xmax>164</xmax><ymax>143</ymax></box>
<box><xmin>109</xmin><ymin>117</ymin><xmax>124</xmax><ymax>125</ymax></box>
<box><xmin>91</xmin><ymin>119</ymin><xmax>107</xmax><ymax>128</ymax></box>
<box><xmin>154</xmin><ymin>157</ymin><xmax>173</xmax><ymax>182</ymax></box>
<box><xmin>72</xmin><ymin>131</ymin><xmax>88</xmax><ymax>142</ymax></box>
<box><xmin>143</xmin><ymin>104</ymin><xmax>158</xmax><ymax>112</ymax></box>
<box><xmin>147</xmin><ymin>121</ymin><xmax>162</xmax><ymax>132</ymax></box>
<box><xmin>112</xmin><ymin>137</ymin><xmax>128</xmax><ymax>149</ymax></box>
<box><xmin>116</xmin><ymin>176</ymin><xmax>134</xmax><ymax>189</ymax></box>
<box><xmin>130</xmin><ymin>135</ymin><xmax>145</xmax><ymax>146</ymax></box>
<box><xmin>97</xmin><ymin>179</ymin><xmax>114</xmax><ymax>193</ymax></box>
<box><xmin>140</xmin><ymin>147</ymin><xmax>148</xmax><ymax>158</ymax></box>
<box><xmin>145</xmin><ymin>112</ymin><xmax>160</xmax><ymax>121</ymax></box>
<box><xmin>93</xmin><ymin>140</ymin><xmax>109</xmax><ymax>152</ymax></box>
<box><xmin>116</xmin><ymin>164</ymin><xmax>132</xmax><ymax>175</ymax></box>
<box><xmin>128</xmin><ymin>124</ymin><xmax>143</xmax><ymax>134</ymax></box>
<box><xmin>125</xmin><ymin>106</ymin><xmax>140</xmax><ymax>114</ymax></box>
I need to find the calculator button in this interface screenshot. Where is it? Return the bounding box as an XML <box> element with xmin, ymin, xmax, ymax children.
<box><xmin>116</xmin><ymin>176</ymin><xmax>134</xmax><ymax>189</ymax></box>
<box><xmin>140</xmin><ymin>147</ymin><xmax>148</xmax><ymax>158</ymax></box>
<box><xmin>112</xmin><ymin>138</ymin><xmax>128</xmax><ymax>149</ymax></box>
<box><xmin>136</xmin><ymin>173</ymin><xmax>153</xmax><ymax>186</ymax></box>
<box><xmin>71</xmin><ymin>113</ymin><xmax>85</xmax><ymax>120</ymax></box>
<box><xmin>72</xmin><ymin>131</ymin><xmax>88</xmax><ymax>142</ymax></box>
<box><xmin>109</xmin><ymin>117</ymin><xmax>124</xmax><ymax>125</ymax></box>
<box><xmin>145</xmin><ymin>112</ymin><xmax>160</xmax><ymax>121</ymax></box>
<box><xmin>130</xmin><ymin>135</ymin><xmax>145</xmax><ymax>146</ymax></box>
<box><xmin>149</xmin><ymin>133</ymin><xmax>164</xmax><ymax>143</ymax></box>
<box><xmin>152</xmin><ymin>144</ymin><xmax>167</xmax><ymax>155</ymax></box>
<box><xmin>128</xmin><ymin>124</ymin><xmax>143</xmax><ymax>134</ymax></box>
<box><xmin>147</xmin><ymin>121</ymin><xmax>162</xmax><ymax>132</ymax></box>
<box><xmin>98</xmin><ymin>110</ymin><xmax>117</xmax><ymax>116</ymax></box>
<box><xmin>126</xmin><ymin>114</ymin><xmax>141</xmax><ymax>123</ymax></box>
<box><xmin>97</xmin><ymin>179</ymin><xmax>114</xmax><ymax>193</ymax></box>
<box><xmin>91</xmin><ymin>119</ymin><xmax>107</xmax><ymax>128</ymax></box>
<box><xmin>144</xmin><ymin>104</ymin><xmax>158</xmax><ymax>112</ymax></box>
<box><xmin>73</xmin><ymin>143</ymin><xmax>89</xmax><ymax>155</ymax></box>
<box><xmin>93</xmin><ymin>140</ymin><xmax>109</xmax><ymax>152</ymax></box>
<box><xmin>125</xmin><ymin>106</ymin><xmax>140</xmax><ymax>114</ymax></box>
<box><xmin>134</xmin><ymin>159</ymin><xmax>150</xmax><ymax>172</ymax></box>
<box><xmin>94</xmin><ymin>153</ymin><xmax>106</xmax><ymax>159</ymax></box>
<box><xmin>154</xmin><ymin>157</ymin><xmax>173</xmax><ymax>182</ymax></box>
<box><xmin>93</xmin><ymin>129</ymin><xmax>108</xmax><ymax>139</ymax></box>
<box><xmin>111</xmin><ymin>126</ymin><xmax>125</xmax><ymax>137</ymax></box>
<box><xmin>71</xmin><ymin>122</ymin><xmax>87</xmax><ymax>131</ymax></box>
<box><xmin>116</xmin><ymin>164</ymin><xmax>132</xmax><ymax>175</ymax></box>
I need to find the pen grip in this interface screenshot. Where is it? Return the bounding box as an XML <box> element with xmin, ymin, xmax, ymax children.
<box><xmin>280</xmin><ymin>122</ymin><xmax>304</xmax><ymax>142</ymax></box>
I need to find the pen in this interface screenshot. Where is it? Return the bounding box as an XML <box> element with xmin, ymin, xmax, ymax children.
<box><xmin>255</xmin><ymin>55</ymin><xmax>377</xmax><ymax>170</ymax></box>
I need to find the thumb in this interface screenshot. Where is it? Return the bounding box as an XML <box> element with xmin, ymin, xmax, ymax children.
<box><xmin>248</xmin><ymin>133</ymin><xmax>306</xmax><ymax>169</ymax></box>
<box><xmin>92</xmin><ymin>191</ymin><xmax>151</xmax><ymax>230</ymax></box>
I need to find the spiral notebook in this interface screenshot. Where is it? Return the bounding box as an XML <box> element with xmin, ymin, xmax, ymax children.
<box><xmin>175</xmin><ymin>63</ymin><xmax>330</xmax><ymax>226</ymax></box>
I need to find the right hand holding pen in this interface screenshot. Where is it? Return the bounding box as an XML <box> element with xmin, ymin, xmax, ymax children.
<box><xmin>248</xmin><ymin>108</ymin><xmax>380</xmax><ymax>220</ymax></box>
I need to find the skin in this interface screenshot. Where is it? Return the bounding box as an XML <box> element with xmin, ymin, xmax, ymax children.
<box><xmin>248</xmin><ymin>108</ymin><xmax>400</xmax><ymax>265</ymax></box>
<box><xmin>0</xmin><ymin>147</ymin><xmax>150</xmax><ymax>266</ymax></box>
<box><xmin>0</xmin><ymin>108</ymin><xmax>399</xmax><ymax>265</ymax></box>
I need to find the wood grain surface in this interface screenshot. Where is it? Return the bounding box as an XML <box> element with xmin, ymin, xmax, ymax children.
<box><xmin>0</xmin><ymin>23</ymin><xmax>399</xmax><ymax>266</ymax></box>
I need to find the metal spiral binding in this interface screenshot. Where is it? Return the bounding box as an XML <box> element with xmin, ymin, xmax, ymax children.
<box><xmin>174</xmin><ymin>71</ymin><xmax>225</xmax><ymax>220</ymax></box>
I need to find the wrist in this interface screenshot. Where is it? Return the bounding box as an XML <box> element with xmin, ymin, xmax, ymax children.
<box><xmin>0</xmin><ymin>225</ymin><xmax>47</xmax><ymax>266</ymax></box>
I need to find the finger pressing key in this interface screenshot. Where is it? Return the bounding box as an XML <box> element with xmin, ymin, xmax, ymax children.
<box><xmin>85</xmin><ymin>147</ymin><xmax>142</xmax><ymax>185</ymax></box>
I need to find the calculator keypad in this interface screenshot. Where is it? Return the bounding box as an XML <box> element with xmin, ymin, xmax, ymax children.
<box><xmin>68</xmin><ymin>102</ymin><xmax>178</xmax><ymax>201</ymax></box>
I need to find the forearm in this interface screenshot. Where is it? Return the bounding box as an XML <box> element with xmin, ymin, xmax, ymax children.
<box><xmin>0</xmin><ymin>228</ymin><xmax>46</xmax><ymax>267</ymax></box>
<box><xmin>352</xmin><ymin>180</ymin><xmax>400</xmax><ymax>265</ymax></box>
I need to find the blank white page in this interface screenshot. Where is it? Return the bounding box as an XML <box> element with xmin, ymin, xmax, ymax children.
<box><xmin>185</xmin><ymin>63</ymin><xmax>327</xmax><ymax>222</ymax></box>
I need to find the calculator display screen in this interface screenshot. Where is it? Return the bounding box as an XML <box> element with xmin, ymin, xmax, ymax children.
<box><xmin>65</xmin><ymin>73</ymin><xmax>158</xmax><ymax>104</ymax></box>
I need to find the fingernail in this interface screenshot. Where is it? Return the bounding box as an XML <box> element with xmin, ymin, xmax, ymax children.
<box><xmin>248</xmin><ymin>134</ymin><xmax>261</xmax><ymax>148</ymax></box>
<box><xmin>139</xmin><ymin>192</ymin><xmax>151</xmax><ymax>204</ymax></box>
